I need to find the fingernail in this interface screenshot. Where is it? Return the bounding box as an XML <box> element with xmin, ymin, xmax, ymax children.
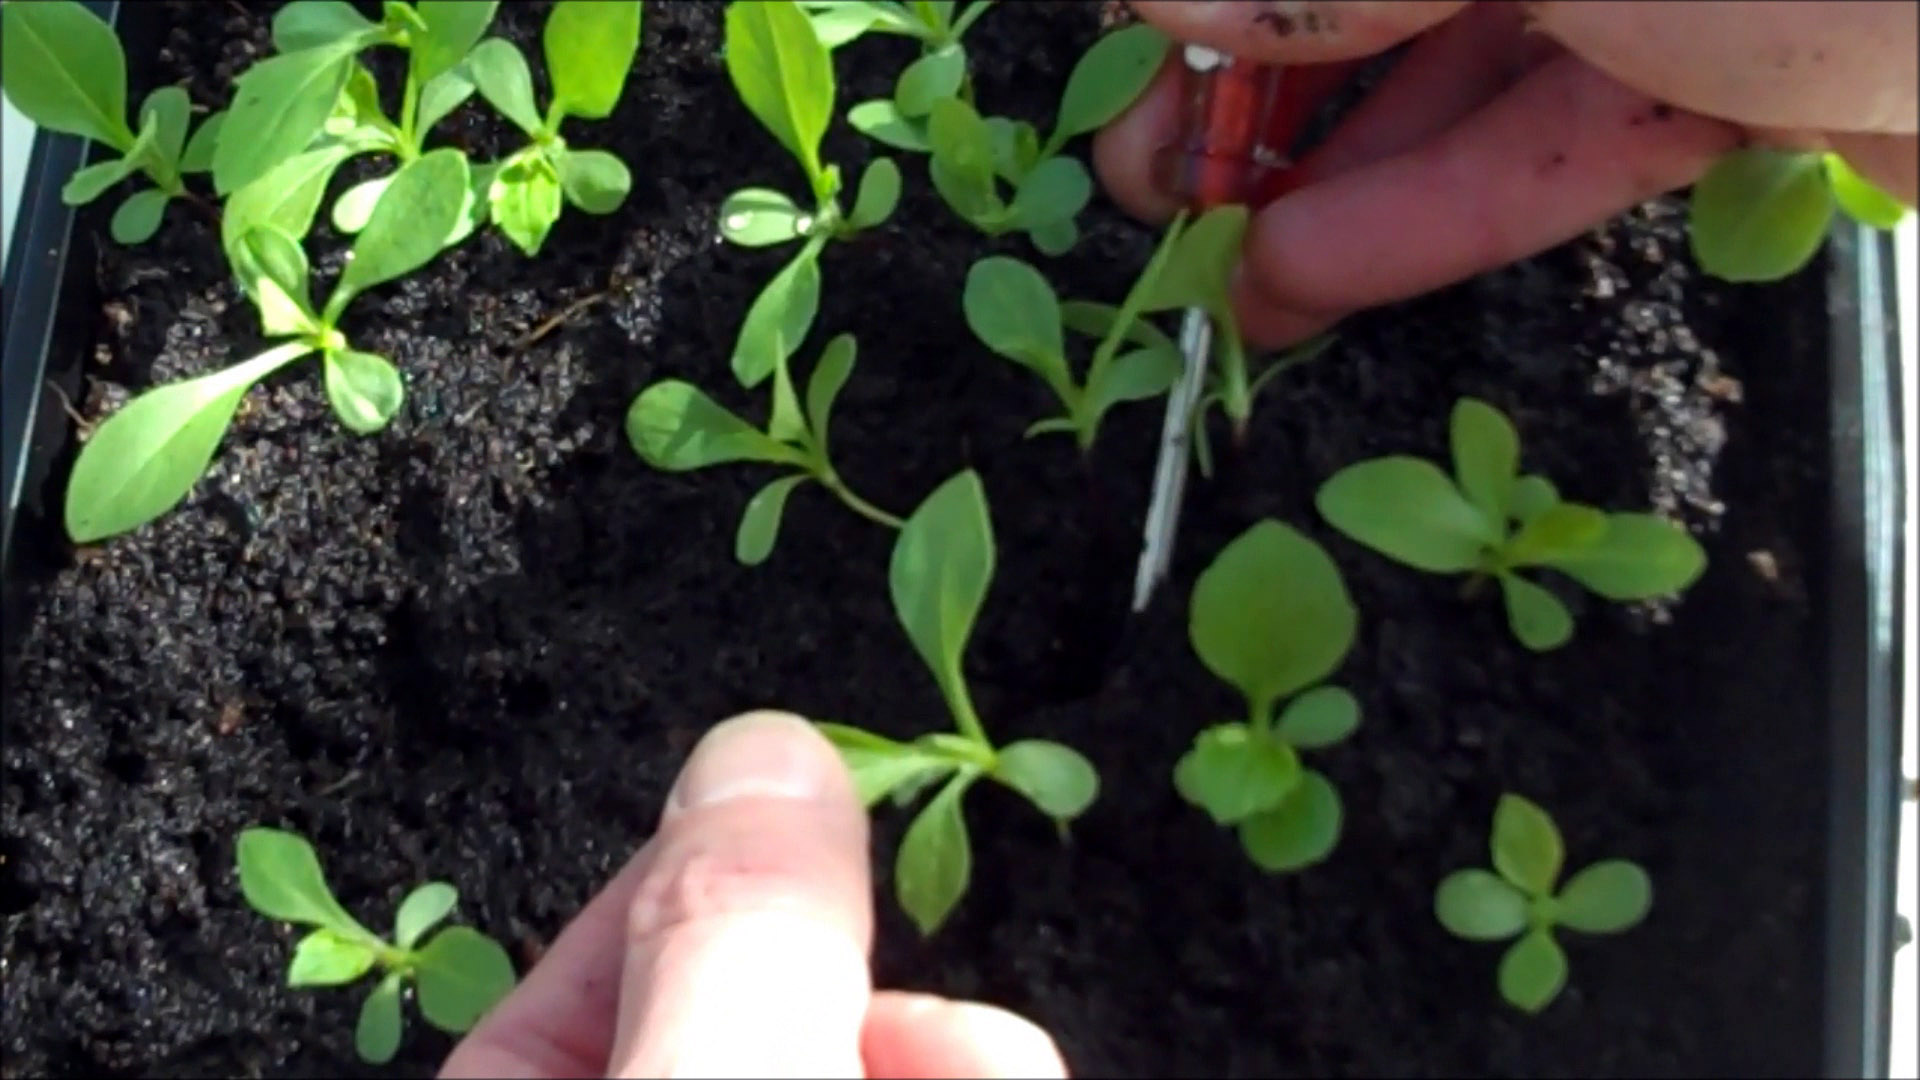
<box><xmin>666</xmin><ymin>710</ymin><xmax>837</xmax><ymax>815</ymax></box>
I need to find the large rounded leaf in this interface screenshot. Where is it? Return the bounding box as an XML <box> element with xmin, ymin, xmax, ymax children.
<box><xmin>1688</xmin><ymin>149</ymin><xmax>1833</xmax><ymax>283</ymax></box>
<box><xmin>413</xmin><ymin>926</ymin><xmax>517</xmax><ymax>1033</ymax></box>
<box><xmin>1189</xmin><ymin>520</ymin><xmax>1356</xmax><ymax>717</ymax></box>
<box><xmin>1435</xmin><ymin>869</ymin><xmax>1528</xmax><ymax>941</ymax></box>
<box><xmin>1317</xmin><ymin>457</ymin><xmax>1500</xmax><ymax>573</ymax></box>
<box><xmin>1555</xmin><ymin>860</ymin><xmax>1652</xmax><ymax>935</ymax></box>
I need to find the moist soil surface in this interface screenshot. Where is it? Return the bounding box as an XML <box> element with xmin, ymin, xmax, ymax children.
<box><xmin>2</xmin><ymin>2</ymin><xmax>1837</xmax><ymax>1076</ymax></box>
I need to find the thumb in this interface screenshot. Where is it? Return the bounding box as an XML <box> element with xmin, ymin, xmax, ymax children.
<box><xmin>1127</xmin><ymin>0</ymin><xmax>1469</xmax><ymax>63</ymax></box>
<box><xmin>604</xmin><ymin>710</ymin><xmax>875</xmax><ymax>1079</ymax></box>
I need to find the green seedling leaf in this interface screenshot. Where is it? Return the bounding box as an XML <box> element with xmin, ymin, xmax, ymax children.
<box><xmin>848</xmin><ymin>99</ymin><xmax>929</xmax><ymax>152</ymax></box>
<box><xmin>329</xmin><ymin>148</ymin><xmax>470</xmax><ymax>317</ymax></box>
<box><xmin>890</xmin><ymin>471</ymin><xmax>994</xmax><ymax>728</ymax></box>
<box><xmin>1555</xmin><ymin>860</ymin><xmax>1652</xmax><ymax>935</ymax></box>
<box><xmin>1491</xmin><ymin>794</ymin><xmax>1563</xmax><ymax>897</ymax></box>
<box><xmin>2</xmin><ymin>0</ymin><xmax>132</xmax><ymax>147</ymax></box>
<box><xmin>733</xmin><ymin>247</ymin><xmax>823</xmax><ymax>387</ymax></box>
<box><xmin>896</xmin><ymin>772</ymin><xmax>974</xmax><ymax>935</ymax></box>
<box><xmin>1435</xmin><ymin>869</ymin><xmax>1529</xmax><ymax>941</ymax></box>
<box><xmin>727</xmin><ymin>0</ymin><xmax>835</xmax><ymax>194</ymax></box>
<box><xmin>1008</xmin><ymin>155</ymin><xmax>1092</xmax><ymax>232</ymax></box>
<box><xmin>234</xmin><ymin>225</ymin><xmax>318</xmax><ymax>337</ymax></box>
<box><xmin>1028</xmin><ymin>218</ymin><xmax>1078</xmax><ymax>257</ymax></box>
<box><xmin>413</xmin><ymin>0</ymin><xmax>499</xmax><ymax>85</ymax></box>
<box><xmin>394</xmin><ymin>882</ymin><xmax>459</xmax><ymax>950</ymax></box>
<box><xmin>235</xmin><ymin>826</ymin><xmax>371</xmax><ymax>935</ymax></box>
<box><xmin>993</xmin><ymin>740</ymin><xmax>1097</xmax><ymax>823</ymax></box>
<box><xmin>180</xmin><ymin>111</ymin><xmax>226</xmax><ymax>174</ymax></box>
<box><xmin>65</xmin><ymin>342</ymin><xmax>311</xmax><ymax>542</ymax></box>
<box><xmin>1238</xmin><ymin>769</ymin><xmax>1342</xmax><ymax>873</ymax></box>
<box><xmin>222</xmin><ymin>143</ymin><xmax>356</xmax><ymax>258</ymax></box>
<box><xmin>1146</xmin><ymin>204</ymin><xmax>1246</xmax><ymax>312</ymax></box>
<box><xmin>816</xmin><ymin>723</ymin><xmax>956</xmax><ymax>808</ymax></box>
<box><xmin>1083</xmin><ymin>344</ymin><xmax>1180</xmax><ymax>420</ymax></box>
<box><xmin>1274</xmin><ymin>686</ymin><xmax>1360</xmax><ymax>750</ymax></box>
<box><xmin>1511</xmin><ymin>475</ymin><xmax>1559</xmax><ymax>523</ymax></box>
<box><xmin>1499</xmin><ymin>572</ymin><xmax>1574</xmax><ymax>652</ymax></box>
<box><xmin>803</xmin><ymin>0</ymin><xmax>918</xmax><ymax>47</ymax></box>
<box><xmin>1045</xmin><ymin>22</ymin><xmax>1167</xmax><ymax>156</ymax></box>
<box><xmin>1504</xmin><ymin>502</ymin><xmax>1608</xmax><ymax>566</ymax></box>
<box><xmin>626</xmin><ymin>381</ymin><xmax>805</xmax><ymax>470</ymax></box>
<box><xmin>736</xmin><ymin>474</ymin><xmax>809</xmax><ymax>565</ymax></box>
<box><xmin>1174</xmin><ymin>723</ymin><xmax>1300</xmax><ymax>826</ymax></box>
<box><xmin>489</xmin><ymin>152</ymin><xmax>564</xmax><ymax>256</ymax></box>
<box><xmin>719</xmin><ymin>188</ymin><xmax>809</xmax><ymax>246</ymax></box>
<box><xmin>413</xmin><ymin>926</ymin><xmax>517</xmax><ymax>1033</ymax></box>
<box><xmin>332</xmin><ymin>176</ymin><xmax>393</xmax><ymax>234</ymax></box>
<box><xmin>544</xmin><ymin>0</ymin><xmax>641</xmax><ymax>122</ymax></box>
<box><xmin>1541</xmin><ymin>513</ymin><xmax>1707</xmax><ymax>600</ymax></box>
<box><xmin>273</xmin><ymin>1</ymin><xmax>380</xmax><ymax>51</ymax></box>
<box><xmin>142</xmin><ymin>85</ymin><xmax>192</xmax><ymax>167</ymax></box>
<box><xmin>805</xmin><ymin>334</ymin><xmax>857</xmax><ymax>455</ymax></box>
<box><xmin>214</xmin><ymin>42</ymin><xmax>358</xmax><ymax>195</ymax></box>
<box><xmin>1317</xmin><ymin>457</ymin><xmax>1500</xmax><ymax>573</ymax></box>
<box><xmin>963</xmin><ymin>256</ymin><xmax>1070</xmax><ymax>394</ymax></box>
<box><xmin>110</xmin><ymin>189</ymin><xmax>170</xmax><ymax>244</ymax></box>
<box><xmin>61</xmin><ymin>156</ymin><xmax>133</xmax><ymax>208</ymax></box>
<box><xmin>1825</xmin><ymin>153</ymin><xmax>1910</xmax><ymax>229</ymax></box>
<box><xmin>333</xmin><ymin>61</ymin><xmax>388</xmax><ymax>138</ymax></box>
<box><xmin>288</xmin><ymin>928</ymin><xmax>379</xmax><ymax>987</ymax></box>
<box><xmin>467</xmin><ymin>38</ymin><xmax>543</xmax><ymax>135</ymax></box>
<box><xmin>847</xmin><ymin>157</ymin><xmax>902</xmax><ymax>230</ymax></box>
<box><xmin>894</xmin><ymin>43</ymin><xmax>965</xmax><ymax>118</ymax></box>
<box><xmin>1061</xmin><ymin>301</ymin><xmax>1177</xmax><ymax>354</ymax></box>
<box><xmin>1451</xmin><ymin>397</ymin><xmax>1517</xmax><ymax>528</ymax></box>
<box><xmin>1498</xmin><ymin>929</ymin><xmax>1568</xmax><ymax>1014</ymax></box>
<box><xmin>985</xmin><ymin>117</ymin><xmax>1040</xmax><ymax>183</ymax></box>
<box><xmin>1190</xmin><ymin>520</ymin><xmax>1357</xmax><ymax>720</ymax></box>
<box><xmin>769</xmin><ymin>345</ymin><xmax>811</xmax><ymax>442</ymax></box>
<box><xmin>1688</xmin><ymin>148</ymin><xmax>1833</xmax><ymax>282</ymax></box>
<box><xmin>557</xmin><ymin>148</ymin><xmax>631</xmax><ymax>214</ymax></box>
<box><xmin>416</xmin><ymin>67</ymin><xmax>477</xmax><ymax>134</ymax></box>
<box><xmin>324</xmin><ymin>350</ymin><xmax>406</xmax><ymax>434</ymax></box>
<box><xmin>927</xmin><ymin>96</ymin><xmax>999</xmax><ymax>220</ymax></box>
<box><xmin>356</xmin><ymin>973</ymin><xmax>406</xmax><ymax>1065</ymax></box>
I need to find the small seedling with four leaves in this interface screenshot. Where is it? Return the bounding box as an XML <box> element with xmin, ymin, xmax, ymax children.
<box><xmin>1</xmin><ymin>0</ymin><xmax>225</xmax><ymax>242</ymax></box>
<box><xmin>64</xmin><ymin>150</ymin><xmax>471</xmax><ymax>543</ymax></box>
<box><xmin>1315</xmin><ymin>397</ymin><xmax>1708</xmax><ymax>652</ymax></box>
<box><xmin>236</xmin><ymin>827</ymin><xmax>517</xmax><ymax>1064</ymax></box>
<box><xmin>1175</xmin><ymin>520</ymin><xmax>1360</xmax><ymax>872</ymax></box>
<box><xmin>818</xmin><ymin>470</ymin><xmax>1099</xmax><ymax>934</ymax></box>
<box><xmin>462</xmin><ymin>0</ymin><xmax>642</xmax><ymax>255</ymax></box>
<box><xmin>1688</xmin><ymin>147</ymin><xmax>1912</xmax><ymax>283</ymax></box>
<box><xmin>718</xmin><ymin>0</ymin><xmax>902</xmax><ymax>390</ymax></box>
<box><xmin>1435</xmin><ymin>794</ymin><xmax>1652</xmax><ymax>1014</ymax></box>
<box><xmin>626</xmin><ymin>333</ymin><xmax>905</xmax><ymax>564</ymax></box>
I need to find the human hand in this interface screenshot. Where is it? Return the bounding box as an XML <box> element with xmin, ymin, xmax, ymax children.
<box><xmin>1093</xmin><ymin>0</ymin><xmax>1918</xmax><ymax>348</ymax></box>
<box><xmin>438</xmin><ymin>710</ymin><xmax>1068</xmax><ymax>1079</ymax></box>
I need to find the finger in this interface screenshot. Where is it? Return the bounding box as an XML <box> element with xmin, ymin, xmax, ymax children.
<box><xmin>1128</xmin><ymin>0</ymin><xmax>1471</xmax><ymax>64</ymax></box>
<box><xmin>1288</xmin><ymin>0</ymin><xmax>1559</xmax><ymax>186</ymax></box>
<box><xmin>1092</xmin><ymin>54</ymin><xmax>1186</xmax><ymax>223</ymax></box>
<box><xmin>1233</xmin><ymin>52</ymin><xmax>1742</xmax><ymax>348</ymax></box>
<box><xmin>862</xmin><ymin>992</ymin><xmax>1070</xmax><ymax>1080</ymax></box>
<box><xmin>1528</xmin><ymin>0</ymin><xmax>1918</xmax><ymax>133</ymax></box>
<box><xmin>604</xmin><ymin>710</ymin><xmax>874</xmax><ymax>1079</ymax></box>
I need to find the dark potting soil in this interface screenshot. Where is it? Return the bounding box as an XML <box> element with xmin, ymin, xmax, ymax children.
<box><xmin>2</xmin><ymin>1</ymin><xmax>1837</xmax><ymax>1076</ymax></box>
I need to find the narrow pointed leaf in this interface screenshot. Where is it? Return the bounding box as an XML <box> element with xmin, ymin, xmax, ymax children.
<box><xmin>1</xmin><ymin>0</ymin><xmax>130</xmax><ymax>146</ymax></box>
<box><xmin>1491</xmin><ymin>794</ymin><xmax>1564</xmax><ymax>896</ymax></box>
<box><xmin>896</xmin><ymin>773</ymin><xmax>973</xmax><ymax>935</ymax></box>
<box><xmin>736</xmin><ymin>474</ymin><xmax>809</xmax><ymax>566</ymax></box>
<box><xmin>1237</xmin><ymin>769</ymin><xmax>1343</xmax><ymax>873</ymax></box>
<box><xmin>1435</xmin><ymin>869</ymin><xmax>1529</xmax><ymax>941</ymax></box>
<box><xmin>626</xmin><ymin>380</ymin><xmax>804</xmax><ymax>471</ymax></box>
<box><xmin>62</xmin><ymin>156</ymin><xmax>140</xmax><ymax>206</ymax></box>
<box><xmin>993</xmin><ymin>740</ymin><xmax>1098</xmax><ymax>822</ymax></box>
<box><xmin>1084</xmin><ymin>343</ymin><xmax>1180</xmax><ymax>419</ymax></box>
<box><xmin>288</xmin><ymin>928</ymin><xmax>379</xmax><ymax>987</ymax></box>
<box><xmin>889</xmin><ymin>471</ymin><xmax>993</xmax><ymax>722</ymax></box>
<box><xmin>544</xmin><ymin>0</ymin><xmax>641</xmax><ymax>121</ymax></box>
<box><xmin>805</xmin><ymin>334</ymin><xmax>857</xmax><ymax>452</ymax></box>
<box><xmin>726</xmin><ymin>0</ymin><xmax>834</xmax><ymax>189</ymax></box>
<box><xmin>1316</xmin><ymin>457</ymin><xmax>1500</xmax><ymax>573</ymax></box>
<box><xmin>1190</xmin><ymin>520</ymin><xmax>1357</xmax><ymax>718</ymax></box>
<box><xmin>221</xmin><ymin>144</ymin><xmax>355</xmax><ymax>258</ymax></box>
<box><xmin>414</xmin><ymin>926</ymin><xmax>517</xmax><ymax>1033</ymax></box>
<box><xmin>1498</xmin><ymin>930</ymin><xmax>1569</xmax><ymax>1013</ymax></box>
<box><xmin>1555</xmin><ymin>860</ymin><xmax>1652</xmax><ymax>935</ymax></box>
<box><xmin>1500</xmin><ymin>572</ymin><xmax>1574</xmax><ymax>652</ymax></box>
<box><xmin>65</xmin><ymin>343</ymin><xmax>312</xmax><ymax>542</ymax></box>
<box><xmin>394</xmin><ymin>881</ymin><xmax>460</xmax><ymax>950</ymax></box>
<box><xmin>732</xmin><ymin>247</ymin><xmax>822</xmax><ymax>387</ymax></box>
<box><xmin>815</xmin><ymin>722</ymin><xmax>955</xmax><ymax>808</ymax></box>
<box><xmin>1274</xmin><ymin>685</ymin><xmax>1360</xmax><ymax>749</ymax></box>
<box><xmin>141</xmin><ymin>85</ymin><xmax>192</xmax><ymax>165</ymax></box>
<box><xmin>1825</xmin><ymin>153</ymin><xmax>1910</xmax><ymax>229</ymax></box>
<box><xmin>355</xmin><ymin>974</ymin><xmax>405</xmax><ymax>1065</ymax></box>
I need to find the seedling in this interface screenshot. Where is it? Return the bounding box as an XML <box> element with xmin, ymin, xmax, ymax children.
<box><xmin>961</xmin><ymin>216</ymin><xmax>1188</xmax><ymax>452</ymax></box>
<box><xmin>1689</xmin><ymin>147</ymin><xmax>1912</xmax><ymax>282</ymax></box>
<box><xmin>1175</xmin><ymin>520</ymin><xmax>1359</xmax><ymax>872</ymax></box>
<box><xmin>802</xmin><ymin>0</ymin><xmax>995</xmax><ymax>56</ymax></box>
<box><xmin>626</xmin><ymin>333</ymin><xmax>905</xmax><ymax>564</ymax></box>
<box><xmin>817</xmin><ymin>471</ymin><xmax>1099</xmax><ymax>934</ymax></box>
<box><xmin>719</xmin><ymin>0</ymin><xmax>900</xmax><ymax>389</ymax></box>
<box><xmin>1434</xmin><ymin>794</ymin><xmax>1652</xmax><ymax>1014</ymax></box>
<box><xmin>235</xmin><ymin>827</ymin><xmax>517</xmax><ymax>1064</ymax></box>
<box><xmin>462</xmin><ymin>0</ymin><xmax>641</xmax><ymax>254</ymax></box>
<box><xmin>1</xmin><ymin>0</ymin><xmax>225</xmax><ymax>242</ymax></box>
<box><xmin>1315</xmin><ymin>397</ymin><xmax>1708</xmax><ymax>652</ymax></box>
<box><xmin>849</xmin><ymin>21</ymin><xmax>1167</xmax><ymax>250</ymax></box>
<box><xmin>64</xmin><ymin>150</ymin><xmax>470</xmax><ymax>543</ymax></box>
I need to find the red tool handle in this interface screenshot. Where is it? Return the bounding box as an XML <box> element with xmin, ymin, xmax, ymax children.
<box><xmin>1151</xmin><ymin>48</ymin><xmax>1363</xmax><ymax>213</ymax></box>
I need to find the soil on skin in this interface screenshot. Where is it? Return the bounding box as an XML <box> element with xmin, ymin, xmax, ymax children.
<box><xmin>2</xmin><ymin>2</ymin><xmax>1833</xmax><ymax>1076</ymax></box>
